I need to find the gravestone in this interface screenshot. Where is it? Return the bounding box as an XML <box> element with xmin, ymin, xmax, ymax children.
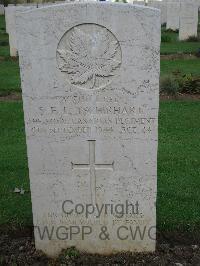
<box><xmin>5</xmin><ymin>6</ymin><xmax>17</xmax><ymax>56</ymax></box>
<box><xmin>166</xmin><ymin>0</ymin><xmax>180</xmax><ymax>30</ymax></box>
<box><xmin>148</xmin><ymin>0</ymin><xmax>167</xmax><ymax>25</ymax></box>
<box><xmin>16</xmin><ymin>3</ymin><xmax>160</xmax><ymax>257</ymax></box>
<box><xmin>179</xmin><ymin>0</ymin><xmax>198</xmax><ymax>40</ymax></box>
<box><xmin>0</xmin><ymin>5</ymin><xmax>4</xmax><ymax>15</ymax></box>
<box><xmin>4</xmin><ymin>8</ymin><xmax>8</xmax><ymax>33</ymax></box>
<box><xmin>5</xmin><ymin>5</ymin><xmax>15</xmax><ymax>34</ymax></box>
<box><xmin>6</xmin><ymin>5</ymin><xmax>36</xmax><ymax>57</ymax></box>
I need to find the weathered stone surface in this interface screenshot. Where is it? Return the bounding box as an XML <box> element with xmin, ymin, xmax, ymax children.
<box><xmin>166</xmin><ymin>0</ymin><xmax>180</xmax><ymax>30</ymax></box>
<box><xmin>132</xmin><ymin>1</ymin><xmax>145</xmax><ymax>5</ymax></box>
<box><xmin>17</xmin><ymin>3</ymin><xmax>160</xmax><ymax>257</ymax></box>
<box><xmin>6</xmin><ymin>4</ymin><xmax>55</xmax><ymax>57</ymax></box>
<box><xmin>179</xmin><ymin>0</ymin><xmax>198</xmax><ymax>40</ymax></box>
<box><xmin>5</xmin><ymin>5</ymin><xmax>36</xmax><ymax>57</ymax></box>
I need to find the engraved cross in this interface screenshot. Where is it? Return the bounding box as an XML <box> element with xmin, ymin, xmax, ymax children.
<box><xmin>71</xmin><ymin>140</ymin><xmax>114</xmax><ymax>204</ymax></box>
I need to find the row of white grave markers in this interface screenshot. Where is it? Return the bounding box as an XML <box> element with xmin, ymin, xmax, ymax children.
<box><xmin>16</xmin><ymin>2</ymin><xmax>160</xmax><ymax>257</ymax></box>
<box><xmin>4</xmin><ymin>0</ymin><xmax>163</xmax><ymax>58</ymax></box>
<box><xmin>166</xmin><ymin>0</ymin><xmax>199</xmax><ymax>40</ymax></box>
<box><xmin>2</xmin><ymin>1</ymin><xmax>165</xmax><ymax>58</ymax></box>
<box><xmin>6</xmin><ymin>0</ymin><xmax>198</xmax><ymax>58</ymax></box>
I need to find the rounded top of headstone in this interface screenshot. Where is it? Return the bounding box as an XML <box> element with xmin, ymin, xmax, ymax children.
<box><xmin>15</xmin><ymin>2</ymin><xmax>160</xmax><ymax>17</ymax></box>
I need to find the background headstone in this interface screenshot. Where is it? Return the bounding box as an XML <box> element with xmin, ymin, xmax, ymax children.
<box><xmin>17</xmin><ymin>3</ymin><xmax>160</xmax><ymax>257</ymax></box>
<box><xmin>5</xmin><ymin>6</ymin><xmax>14</xmax><ymax>34</ymax></box>
<box><xmin>166</xmin><ymin>0</ymin><xmax>180</xmax><ymax>30</ymax></box>
<box><xmin>148</xmin><ymin>0</ymin><xmax>167</xmax><ymax>25</ymax></box>
<box><xmin>6</xmin><ymin>5</ymin><xmax>36</xmax><ymax>57</ymax></box>
<box><xmin>179</xmin><ymin>0</ymin><xmax>198</xmax><ymax>40</ymax></box>
<box><xmin>5</xmin><ymin>6</ymin><xmax>18</xmax><ymax>57</ymax></box>
<box><xmin>0</xmin><ymin>5</ymin><xmax>4</xmax><ymax>15</ymax></box>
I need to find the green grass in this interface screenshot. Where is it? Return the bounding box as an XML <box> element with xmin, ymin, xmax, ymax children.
<box><xmin>161</xmin><ymin>58</ymin><xmax>200</xmax><ymax>77</ymax></box>
<box><xmin>158</xmin><ymin>101</ymin><xmax>200</xmax><ymax>230</ymax></box>
<box><xmin>0</xmin><ymin>15</ymin><xmax>20</xmax><ymax>94</ymax></box>
<box><xmin>161</xmin><ymin>29</ymin><xmax>179</xmax><ymax>42</ymax></box>
<box><xmin>0</xmin><ymin>15</ymin><xmax>9</xmax><ymax>57</ymax></box>
<box><xmin>0</xmin><ymin>46</ymin><xmax>10</xmax><ymax>57</ymax></box>
<box><xmin>0</xmin><ymin>101</ymin><xmax>200</xmax><ymax>231</ymax></box>
<box><xmin>0</xmin><ymin>15</ymin><xmax>6</xmax><ymax>30</ymax></box>
<box><xmin>0</xmin><ymin>59</ymin><xmax>21</xmax><ymax>94</ymax></box>
<box><xmin>161</xmin><ymin>42</ymin><xmax>200</xmax><ymax>55</ymax></box>
<box><xmin>0</xmin><ymin>16</ymin><xmax>18</xmax><ymax>94</ymax></box>
<box><xmin>0</xmin><ymin>102</ymin><xmax>32</xmax><ymax>226</ymax></box>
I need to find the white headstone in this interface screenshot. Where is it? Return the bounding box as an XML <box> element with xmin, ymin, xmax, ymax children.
<box><xmin>4</xmin><ymin>5</ymin><xmax>15</xmax><ymax>33</ymax></box>
<box><xmin>5</xmin><ymin>5</ymin><xmax>36</xmax><ymax>57</ymax></box>
<box><xmin>5</xmin><ymin>6</ymin><xmax>18</xmax><ymax>56</ymax></box>
<box><xmin>17</xmin><ymin>3</ymin><xmax>160</xmax><ymax>257</ymax></box>
<box><xmin>179</xmin><ymin>0</ymin><xmax>198</xmax><ymax>40</ymax></box>
<box><xmin>166</xmin><ymin>0</ymin><xmax>180</xmax><ymax>30</ymax></box>
<box><xmin>0</xmin><ymin>5</ymin><xmax>4</xmax><ymax>15</ymax></box>
<box><xmin>4</xmin><ymin>8</ymin><xmax>8</xmax><ymax>33</ymax></box>
<box><xmin>148</xmin><ymin>0</ymin><xmax>167</xmax><ymax>25</ymax></box>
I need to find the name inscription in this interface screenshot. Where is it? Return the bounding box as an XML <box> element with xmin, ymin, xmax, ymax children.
<box><xmin>26</xmin><ymin>91</ymin><xmax>157</xmax><ymax>140</ymax></box>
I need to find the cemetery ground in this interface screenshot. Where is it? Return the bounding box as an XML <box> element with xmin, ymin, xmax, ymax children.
<box><xmin>0</xmin><ymin>14</ymin><xmax>200</xmax><ymax>265</ymax></box>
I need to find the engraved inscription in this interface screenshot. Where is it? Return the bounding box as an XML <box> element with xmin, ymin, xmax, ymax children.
<box><xmin>72</xmin><ymin>140</ymin><xmax>114</xmax><ymax>204</ymax></box>
<box><xmin>26</xmin><ymin>92</ymin><xmax>157</xmax><ymax>140</ymax></box>
<box><xmin>57</xmin><ymin>24</ymin><xmax>122</xmax><ymax>89</ymax></box>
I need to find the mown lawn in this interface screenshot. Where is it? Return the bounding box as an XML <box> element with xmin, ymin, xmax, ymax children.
<box><xmin>0</xmin><ymin>46</ymin><xmax>10</xmax><ymax>57</ymax></box>
<box><xmin>157</xmin><ymin>101</ymin><xmax>200</xmax><ymax>231</ymax></box>
<box><xmin>0</xmin><ymin>15</ymin><xmax>6</xmax><ymax>31</ymax></box>
<box><xmin>0</xmin><ymin>59</ymin><xmax>21</xmax><ymax>95</ymax></box>
<box><xmin>0</xmin><ymin>102</ymin><xmax>32</xmax><ymax>227</ymax></box>
<box><xmin>161</xmin><ymin>42</ymin><xmax>200</xmax><ymax>55</ymax></box>
<box><xmin>0</xmin><ymin>15</ymin><xmax>9</xmax><ymax>57</ymax></box>
<box><xmin>0</xmin><ymin>101</ymin><xmax>199</xmax><ymax>231</ymax></box>
<box><xmin>160</xmin><ymin>58</ymin><xmax>200</xmax><ymax>77</ymax></box>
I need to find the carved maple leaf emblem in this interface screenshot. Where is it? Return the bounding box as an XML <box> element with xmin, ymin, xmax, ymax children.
<box><xmin>57</xmin><ymin>27</ymin><xmax>121</xmax><ymax>89</ymax></box>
